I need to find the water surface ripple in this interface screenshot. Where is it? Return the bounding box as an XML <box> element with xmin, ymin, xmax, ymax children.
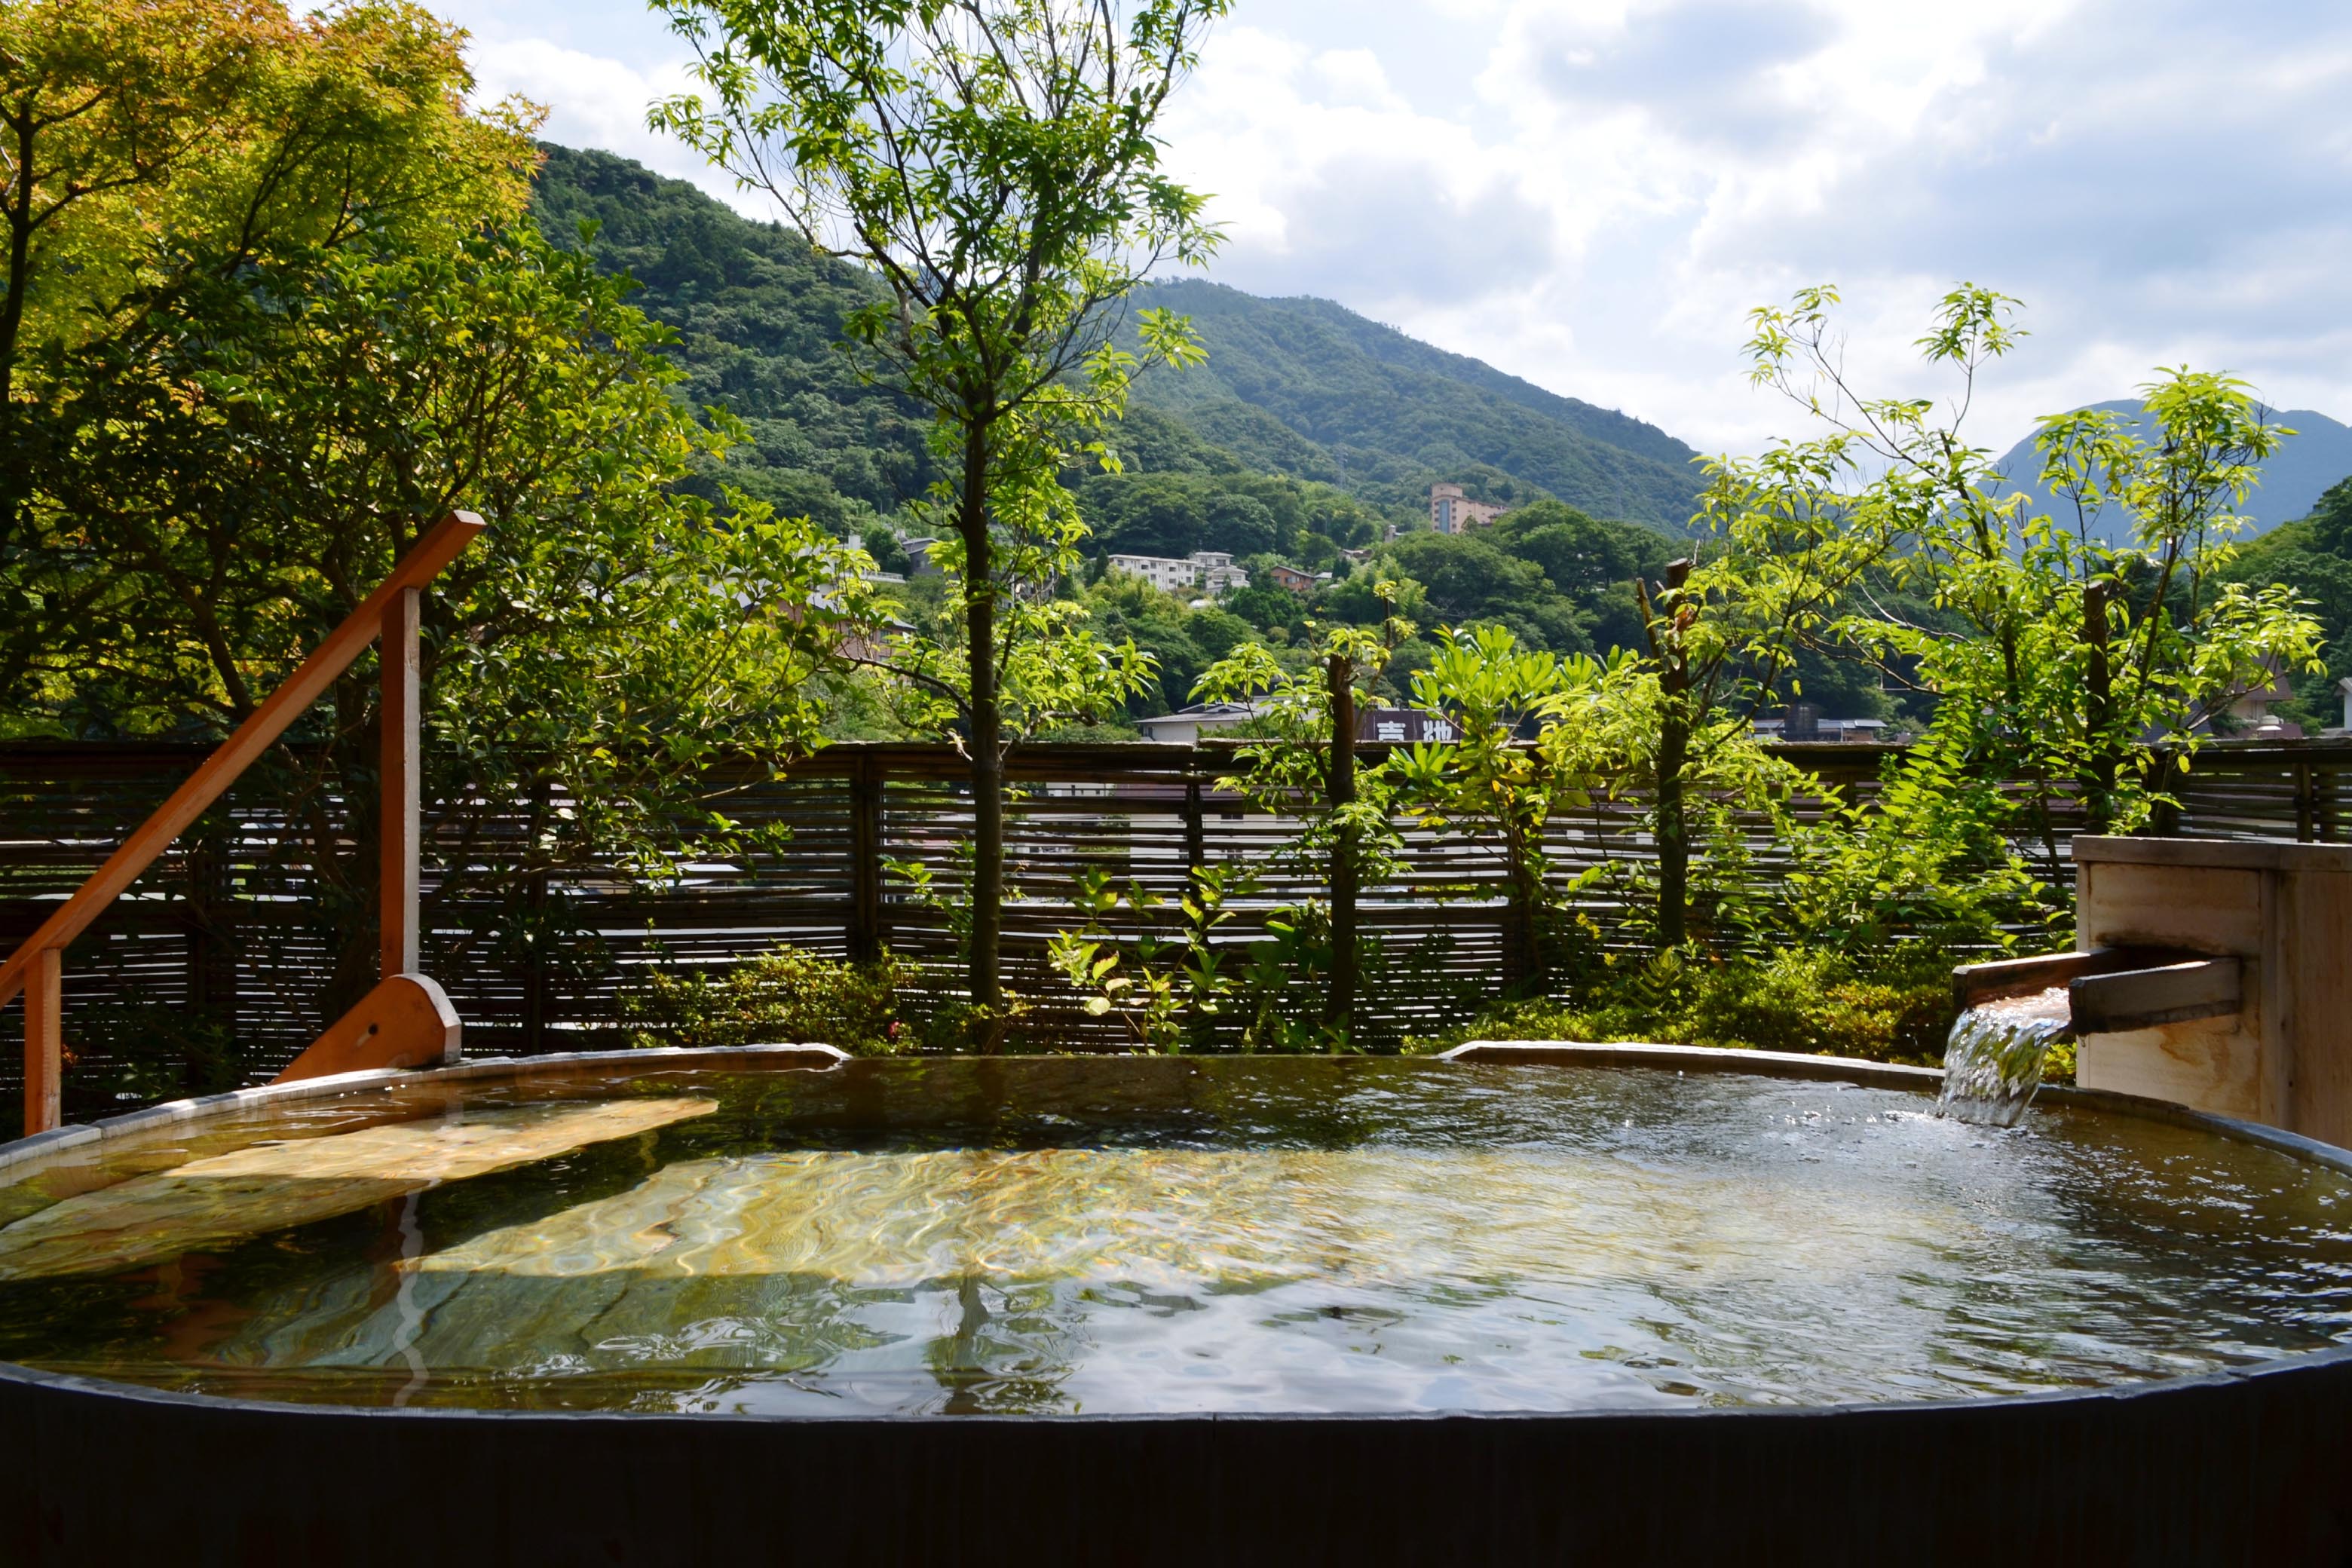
<box><xmin>0</xmin><ymin>1058</ymin><xmax>2344</xmax><ymax>1415</ymax></box>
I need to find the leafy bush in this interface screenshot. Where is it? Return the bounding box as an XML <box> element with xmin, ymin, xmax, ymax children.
<box><xmin>620</xmin><ymin>946</ymin><xmax>912</xmax><ymax>1054</ymax></box>
<box><xmin>1413</xmin><ymin>945</ymin><xmax>1955</xmax><ymax>1066</ymax></box>
<box><xmin>60</xmin><ymin>1003</ymin><xmax>249</xmax><ymax>1111</ymax></box>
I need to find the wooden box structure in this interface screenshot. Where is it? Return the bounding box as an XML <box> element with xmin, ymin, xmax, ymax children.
<box><xmin>2071</xmin><ymin>835</ymin><xmax>2352</xmax><ymax>1148</ymax></box>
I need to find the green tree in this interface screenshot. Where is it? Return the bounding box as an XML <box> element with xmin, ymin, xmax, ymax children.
<box><xmin>2228</xmin><ymin>475</ymin><xmax>2352</xmax><ymax>727</ymax></box>
<box><xmin>0</xmin><ymin>4</ymin><xmax>854</xmax><ymax>1040</ymax></box>
<box><xmin>652</xmin><ymin>0</ymin><xmax>1228</xmax><ymax>1021</ymax></box>
<box><xmin>1194</xmin><ymin>582</ymin><xmax>1413</xmax><ymax>1045</ymax></box>
<box><xmin>1389</xmin><ymin>626</ymin><xmax>1636</xmax><ymax>990</ymax></box>
<box><xmin>1377</xmin><ymin>530</ymin><xmax>1591</xmax><ymax>653</ymax></box>
<box><xmin>1732</xmin><ymin>284</ymin><xmax>2322</xmax><ymax>868</ymax></box>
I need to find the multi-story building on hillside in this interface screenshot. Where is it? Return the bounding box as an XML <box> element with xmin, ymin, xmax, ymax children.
<box><xmin>1429</xmin><ymin>484</ymin><xmax>1506</xmax><ymax>535</ymax></box>
<box><xmin>1106</xmin><ymin>550</ymin><xmax>1249</xmax><ymax>596</ymax></box>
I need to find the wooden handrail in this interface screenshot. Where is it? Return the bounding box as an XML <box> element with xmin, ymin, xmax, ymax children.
<box><xmin>2</xmin><ymin>512</ymin><xmax>484</xmax><ymax>1129</ymax></box>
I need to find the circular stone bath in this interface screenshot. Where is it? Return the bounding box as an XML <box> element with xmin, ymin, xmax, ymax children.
<box><xmin>1</xmin><ymin>1044</ymin><xmax>2348</xmax><ymax>1566</ymax></box>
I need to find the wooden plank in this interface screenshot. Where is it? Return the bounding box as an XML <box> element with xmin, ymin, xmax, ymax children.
<box><xmin>23</xmin><ymin>950</ymin><xmax>58</xmax><ymax>1139</ymax></box>
<box><xmin>847</xmin><ymin>751</ymin><xmax>882</xmax><ymax>963</ymax></box>
<box><xmin>2282</xmin><ymin>868</ymin><xmax>2352</xmax><ymax>1150</ymax></box>
<box><xmin>381</xmin><ymin>586</ymin><xmax>421</xmax><ymax>979</ymax></box>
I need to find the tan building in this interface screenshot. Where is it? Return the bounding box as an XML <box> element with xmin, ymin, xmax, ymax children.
<box><xmin>1429</xmin><ymin>484</ymin><xmax>1505</xmax><ymax>535</ymax></box>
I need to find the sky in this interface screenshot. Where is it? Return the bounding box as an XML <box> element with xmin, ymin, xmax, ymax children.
<box><xmin>439</xmin><ymin>0</ymin><xmax>2352</xmax><ymax>458</ymax></box>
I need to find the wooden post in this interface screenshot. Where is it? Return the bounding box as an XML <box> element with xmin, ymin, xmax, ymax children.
<box><xmin>524</xmin><ymin>777</ymin><xmax>550</xmax><ymax>1054</ymax></box>
<box><xmin>23</xmin><ymin>948</ymin><xmax>60</xmax><ymax>1138</ymax></box>
<box><xmin>1325</xmin><ymin>657</ymin><xmax>1358</xmax><ymax>1042</ymax></box>
<box><xmin>848</xmin><ymin>752</ymin><xmax>884</xmax><ymax>964</ymax></box>
<box><xmin>381</xmin><ymin>586</ymin><xmax>421</xmax><ymax>980</ymax></box>
<box><xmin>1184</xmin><ymin>773</ymin><xmax>1205</xmax><ymax>878</ymax></box>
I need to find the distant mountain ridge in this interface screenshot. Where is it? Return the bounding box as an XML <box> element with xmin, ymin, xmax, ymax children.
<box><xmin>1992</xmin><ymin>399</ymin><xmax>2352</xmax><ymax>539</ymax></box>
<box><xmin>528</xmin><ymin>144</ymin><xmax>1706</xmax><ymax>537</ymax></box>
<box><xmin>1127</xmin><ymin>280</ymin><xmax>1704</xmax><ymax>531</ymax></box>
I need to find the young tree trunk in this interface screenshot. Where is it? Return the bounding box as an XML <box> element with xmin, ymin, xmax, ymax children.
<box><xmin>2080</xmin><ymin>580</ymin><xmax>2115</xmax><ymax>834</ymax></box>
<box><xmin>1654</xmin><ymin>693</ymin><xmax>1689</xmax><ymax>950</ymax></box>
<box><xmin>0</xmin><ymin>112</ymin><xmax>35</xmax><ymax>420</ymax></box>
<box><xmin>1643</xmin><ymin>560</ymin><xmax>1693</xmax><ymax>952</ymax></box>
<box><xmin>960</xmin><ymin>427</ymin><xmax>1004</xmax><ymax>1029</ymax></box>
<box><xmin>1325</xmin><ymin>654</ymin><xmax>1358</xmax><ymax>1042</ymax></box>
<box><xmin>1503</xmin><ymin>819</ymin><xmax>1541</xmax><ymax>993</ymax></box>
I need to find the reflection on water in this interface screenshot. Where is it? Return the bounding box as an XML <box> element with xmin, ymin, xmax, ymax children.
<box><xmin>0</xmin><ymin>1058</ymin><xmax>2345</xmax><ymax>1416</ymax></box>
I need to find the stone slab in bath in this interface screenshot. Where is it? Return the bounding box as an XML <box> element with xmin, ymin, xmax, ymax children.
<box><xmin>0</xmin><ymin>1096</ymin><xmax>717</xmax><ymax>1280</ymax></box>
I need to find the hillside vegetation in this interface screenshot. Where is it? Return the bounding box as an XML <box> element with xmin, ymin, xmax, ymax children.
<box><xmin>2231</xmin><ymin>475</ymin><xmax>2352</xmax><ymax>728</ymax></box>
<box><xmin>528</xmin><ymin>143</ymin><xmax>1705</xmax><ymax>725</ymax></box>
<box><xmin>530</xmin><ymin>145</ymin><xmax>1707</xmax><ymax>548</ymax></box>
<box><xmin>1125</xmin><ymin>279</ymin><xmax>1704</xmax><ymax>531</ymax></box>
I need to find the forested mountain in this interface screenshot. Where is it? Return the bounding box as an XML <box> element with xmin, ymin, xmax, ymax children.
<box><xmin>528</xmin><ymin>143</ymin><xmax>937</xmax><ymax>551</ymax></box>
<box><xmin>528</xmin><ymin>145</ymin><xmax>1704</xmax><ymax>546</ymax></box>
<box><xmin>1992</xmin><ymin>400</ymin><xmax>2352</xmax><ymax>540</ymax></box>
<box><xmin>1123</xmin><ymin>280</ymin><xmax>1704</xmax><ymax>531</ymax></box>
<box><xmin>525</xmin><ymin>142</ymin><xmax>1727</xmax><ymax>724</ymax></box>
<box><xmin>2230</xmin><ymin>475</ymin><xmax>2352</xmax><ymax>730</ymax></box>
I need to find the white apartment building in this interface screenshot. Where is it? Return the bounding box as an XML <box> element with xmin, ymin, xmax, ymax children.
<box><xmin>1429</xmin><ymin>483</ymin><xmax>1505</xmax><ymax>535</ymax></box>
<box><xmin>1105</xmin><ymin>550</ymin><xmax>1250</xmax><ymax>595</ymax></box>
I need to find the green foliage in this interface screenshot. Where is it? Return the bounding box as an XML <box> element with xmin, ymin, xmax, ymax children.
<box><xmin>1</xmin><ymin>4</ymin><xmax>856</xmax><ymax>1017</ymax></box>
<box><xmin>1079</xmin><ymin>572</ymin><xmax>1257</xmax><ymax>719</ymax></box>
<box><xmin>620</xmin><ymin>945</ymin><xmax>913</xmax><ymax>1053</ymax></box>
<box><xmin>1194</xmin><ymin>589</ymin><xmax>1415</xmax><ymax>887</ymax></box>
<box><xmin>1193</xmin><ymin>580</ymin><xmax>1416</xmax><ymax>1046</ymax></box>
<box><xmin>1389</xmin><ymin>626</ymin><xmax>1634</xmax><ymax>988</ymax></box>
<box><xmin>653</xmin><ymin>0</ymin><xmax>1227</xmax><ymax>1013</ymax></box>
<box><xmin>1731</xmin><ymin>283</ymin><xmax>2322</xmax><ymax>854</ymax></box>
<box><xmin>2227</xmin><ymin>474</ymin><xmax>2352</xmax><ymax>729</ymax></box>
<box><xmin>529</xmin><ymin>144</ymin><xmax>934</xmax><ymax>527</ymax></box>
<box><xmin>1781</xmin><ymin>743</ymin><xmax>2057</xmax><ymax>957</ymax></box>
<box><xmin>1416</xmin><ymin>946</ymin><xmax>1955</xmax><ymax>1067</ymax></box>
<box><xmin>1047</xmin><ymin>863</ymin><xmax>1236</xmax><ymax>1051</ymax></box>
<box><xmin>1373</xmin><ymin>531</ymin><xmax>1596</xmax><ymax>654</ymax></box>
<box><xmin>0</xmin><ymin>0</ymin><xmax>534</xmax><ymax>411</ymax></box>
<box><xmin>1076</xmin><ymin>467</ymin><xmax>1380</xmax><ymax>561</ymax></box>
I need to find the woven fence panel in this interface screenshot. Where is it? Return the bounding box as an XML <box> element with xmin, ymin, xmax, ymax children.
<box><xmin>6</xmin><ymin>737</ymin><xmax>2347</xmax><ymax>1107</ymax></box>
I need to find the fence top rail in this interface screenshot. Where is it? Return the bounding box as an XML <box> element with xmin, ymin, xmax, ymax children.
<box><xmin>14</xmin><ymin>734</ymin><xmax>2352</xmax><ymax>774</ymax></box>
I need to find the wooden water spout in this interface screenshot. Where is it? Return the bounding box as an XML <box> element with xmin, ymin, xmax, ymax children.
<box><xmin>1953</xmin><ymin>836</ymin><xmax>2352</xmax><ymax>1148</ymax></box>
<box><xmin>0</xmin><ymin>513</ymin><xmax>485</xmax><ymax>1134</ymax></box>
<box><xmin>1951</xmin><ymin>947</ymin><xmax>2245</xmax><ymax>1038</ymax></box>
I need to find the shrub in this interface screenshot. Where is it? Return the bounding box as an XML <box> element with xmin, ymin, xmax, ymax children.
<box><xmin>620</xmin><ymin>946</ymin><xmax>913</xmax><ymax>1054</ymax></box>
<box><xmin>1410</xmin><ymin>945</ymin><xmax>1956</xmax><ymax>1066</ymax></box>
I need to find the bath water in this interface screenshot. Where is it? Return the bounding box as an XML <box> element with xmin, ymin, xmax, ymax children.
<box><xmin>0</xmin><ymin>1058</ymin><xmax>2344</xmax><ymax>1415</ymax></box>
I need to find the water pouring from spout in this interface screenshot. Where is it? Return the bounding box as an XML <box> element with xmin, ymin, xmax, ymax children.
<box><xmin>1940</xmin><ymin>988</ymin><xmax>2072</xmax><ymax>1128</ymax></box>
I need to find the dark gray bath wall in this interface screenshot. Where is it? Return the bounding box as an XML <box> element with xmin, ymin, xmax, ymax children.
<box><xmin>4</xmin><ymin>1350</ymin><xmax>2351</xmax><ymax>1566</ymax></box>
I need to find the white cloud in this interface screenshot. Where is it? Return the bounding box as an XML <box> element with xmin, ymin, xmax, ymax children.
<box><xmin>464</xmin><ymin>37</ymin><xmax>768</xmax><ymax>216</ymax></box>
<box><xmin>438</xmin><ymin>0</ymin><xmax>2352</xmax><ymax>460</ymax></box>
<box><xmin>1156</xmin><ymin>0</ymin><xmax>2352</xmax><ymax>455</ymax></box>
